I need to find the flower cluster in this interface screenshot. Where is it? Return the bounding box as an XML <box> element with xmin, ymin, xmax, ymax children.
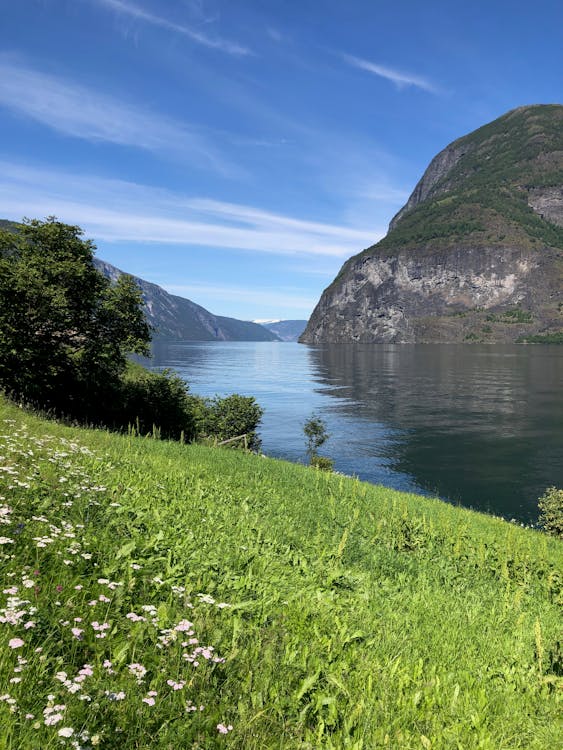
<box><xmin>0</xmin><ymin>420</ymin><xmax>235</xmax><ymax>746</ymax></box>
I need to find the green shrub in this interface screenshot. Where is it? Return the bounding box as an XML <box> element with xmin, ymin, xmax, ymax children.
<box><xmin>310</xmin><ymin>454</ymin><xmax>334</xmax><ymax>471</ymax></box>
<box><xmin>538</xmin><ymin>487</ymin><xmax>563</xmax><ymax>538</ymax></box>
<box><xmin>118</xmin><ymin>363</ymin><xmax>196</xmax><ymax>441</ymax></box>
<box><xmin>190</xmin><ymin>393</ymin><xmax>264</xmax><ymax>451</ymax></box>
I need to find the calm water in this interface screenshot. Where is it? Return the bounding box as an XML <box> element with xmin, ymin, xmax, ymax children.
<box><xmin>148</xmin><ymin>341</ymin><xmax>563</xmax><ymax>523</ymax></box>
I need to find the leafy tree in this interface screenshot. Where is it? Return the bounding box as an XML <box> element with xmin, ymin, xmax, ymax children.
<box><xmin>303</xmin><ymin>414</ymin><xmax>330</xmax><ymax>461</ymax></box>
<box><xmin>0</xmin><ymin>218</ymin><xmax>150</xmax><ymax>418</ymax></box>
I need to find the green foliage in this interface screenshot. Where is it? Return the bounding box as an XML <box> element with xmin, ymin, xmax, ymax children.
<box><xmin>310</xmin><ymin>454</ymin><xmax>334</xmax><ymax>471</ymax></box>
<box><xmin>538</xmin><ymin>487</ymin><xmax>563</xmax><ymax>538</ymax></box>
<box><xmin>1</xmin><ymin>398</ymin><xmax>562</xmax><ymax>749</ymax></box>
<box><xmin>303</xmin><ymin>414</ymin><xmax>330</xmax><ymax>461</ymax></box>
<box><xmin>118</xmin><ymin>363</ymin><xmax>196</xmax><ymax>441</ymax></box>
<box><xmin>0</xmin><ymin>218</ymin><xmax>150</xmax><ymax>419</ymax></box>
<box><xmin>486</xmin><ymin>307</ymin><xmax>534</xmax><ymax>324</ymax></box>
<box><xmin>518</xmin><ymin>331</ymin><xmax>563</xmax><ymax>344</ymax></box>
<box><xmin>348</xmin><ymin>106</ymin><xmax>563</xmax><ymax>268</ymax></box>
<box><xmin>190</xmin><ymin>393</ymin><xmax>264</xmax><ymax>451</ymax></box>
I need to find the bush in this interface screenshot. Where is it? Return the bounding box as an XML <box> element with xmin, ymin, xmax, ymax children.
<box><xmin>190</xmin><ymin>393</ymin><xmax>264</xmax><ymax>451</ymax></box>
<box><xmin>537</xmin><ymin>487</ymin><xmax>563</xmax><ymax>538</ymax></box>
<box><xmin>310</xmin><ymin>455</ymin><xmax>334</xmax><ymax>471</ymax></box>
<box><xmin>117</xmin><ymin>364</ymin><xmax>196</xmax><ymax>442</ymax></box>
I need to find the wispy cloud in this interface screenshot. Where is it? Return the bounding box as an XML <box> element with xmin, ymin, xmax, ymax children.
<box><xmin>165</xmin><ymin>283</ymin><xmax>317</xmax><ymax>312</ymax></box>
<box><xmin>0</xmin><ymin>59</ymin><xmax>235</xmax><ymax>174</ymax></box>
<box><xmin>0</xmin><ymin>161</ymin><xmax>381</xmax><ymax>257</ymax></box>
<box><xmin>343</xmin><ymin>54</ymin><xmax>438</xmax><ymax>93</ymax></box>
<box><xmin>92</xmin><ymin>0</ymin><xmax>251</xmax><ymax>56</ymax></box>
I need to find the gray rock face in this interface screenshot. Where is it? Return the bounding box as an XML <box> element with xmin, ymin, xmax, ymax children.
<box><xmin>302</xmin><ymin>245</ymin><xmax>560</xmax><ymax>343</ymax></box>
<box><xmin>528</xmin><ymin>187</ymin><xmax>563</xmax><ymax>228</ymax></box>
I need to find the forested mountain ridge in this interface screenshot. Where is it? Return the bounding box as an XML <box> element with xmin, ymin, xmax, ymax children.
<box><xmin>301</xmin><ymin>104</ymin><xmax>563</xmax><ymax>344</ymax></box>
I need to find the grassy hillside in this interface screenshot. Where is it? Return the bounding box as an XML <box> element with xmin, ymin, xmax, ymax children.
<box><xmin>0</xmin><ymin>397</ymin><xmax>561</xmax><ymax>749</ymax></box>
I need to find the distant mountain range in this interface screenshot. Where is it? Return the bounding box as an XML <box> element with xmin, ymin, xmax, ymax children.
<box><xmin>254</xmin><ymin>319</ymin><xmax>308</xmax><ymax>342</ymax></box>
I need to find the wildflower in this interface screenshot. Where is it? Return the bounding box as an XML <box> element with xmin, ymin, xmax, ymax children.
<box><xmin>71</xmin><ymin>627</ymin><xmax>84</xmax><ymax>639</ymax></box>
<box><xmin>126</xmin><ymin>612</ymin><xmax>146</xmax><ymax>622</ymax></box>
<box><xmin>166</xmin><ymin>679</ymin><xmax>185</xmax><ymax>690</ymax></box>
<box><xmin>174</xmin><ymin>619</ymin><xmax>194</xmax><ymax>632</ymax></box>
<box><xmin>8</xmin><ymin>638</ymin><xmax>24</xmax><ymax>649</ymax></box>
<box><xmin>58</xmin><ymin>727</ymin><xmax>74</xmax><ymax>738</ymax></box>
<box><xmin>142</xmin><ymin>696</ymin><xmax>155</xmax><ymax>706</ymax></box>
<box><xmin>128</xmin><ymin>663</ymin><xmax>147</xmax><ymax>681</ymax></box>
<box><xmin>44</xmin><ymin>713</ymin><xmax>64</xmax><ymax>726</ymax></box>
<box><xmin>217</xmin><ymin>723</ymin><xmax>233</xmax><ymax>734</ymax></box>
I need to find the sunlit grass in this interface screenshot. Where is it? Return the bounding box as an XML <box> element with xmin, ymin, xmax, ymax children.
<box><xmin>0</xmin><ymin>396</ymin><xmax>561</xmax><ymax>748</ymax></box>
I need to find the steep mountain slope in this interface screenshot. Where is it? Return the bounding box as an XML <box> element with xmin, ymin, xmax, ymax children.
<box><xmin>93</xmin><ymin>259</ymin><xmax>279</xmax><ymax>342</ymax></box>
<box><xmin>301</xmin><ymin>104</ymin><xmax>563</xmax><ymax>344</ymax></box>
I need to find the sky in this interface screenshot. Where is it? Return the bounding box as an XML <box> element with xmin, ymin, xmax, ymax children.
<box><xmin>0</xmin><ymin>0</ymin><xmax>561</xmax><ymax>321</ymax></box>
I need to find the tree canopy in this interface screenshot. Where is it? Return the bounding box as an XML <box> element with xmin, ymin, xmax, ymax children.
<box><xmin>0</xmin><ymin>218</ymin><xmax>150</xmax><ymax>418</ymax></box>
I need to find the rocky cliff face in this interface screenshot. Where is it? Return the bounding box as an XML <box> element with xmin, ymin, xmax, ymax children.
<box><xmin>301</xmin><ymin>104</ymin><xmax>563</xmax><ymax>344</ymax></box>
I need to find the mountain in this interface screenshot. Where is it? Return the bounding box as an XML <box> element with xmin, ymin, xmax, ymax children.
<box><xmin>0</xmin><ymin>219</ymin><xmax>278</xmax><ymax>342</ymax></box>
<box><xmin>301</xmin><ymin>104</ymin><xmax>563</xmax><ymax>344</ymax></box>
<box><xmin>93</xmin><ymin>259</ymin><xmax>279</xmax><ymax>342</ymax></box>
<box><xmin>256</xmin><ymin>320</ymin><xmax>308</xmax><ymax>342</ymax></box>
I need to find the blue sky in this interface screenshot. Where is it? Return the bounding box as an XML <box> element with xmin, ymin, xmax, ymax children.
<box><xmin>1</xmin><ymin>0</ymin><xmax>561</xmax><ymax>320</ymax></box>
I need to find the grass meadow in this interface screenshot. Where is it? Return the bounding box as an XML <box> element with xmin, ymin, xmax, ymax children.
<box><xmin>0</xmin><ymin>396</ymin><xmax>561</xmax><ymax>749</ymax></box>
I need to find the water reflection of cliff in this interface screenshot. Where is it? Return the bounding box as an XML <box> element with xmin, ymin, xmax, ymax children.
<box><xmin>306</xmin><ymin>344</ymin><xmax>563</xmax><ymax>522</ymax></box>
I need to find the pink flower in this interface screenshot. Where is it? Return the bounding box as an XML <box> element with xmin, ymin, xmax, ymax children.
<box><xmin>71</xmin><ymin>628</ymin><xmax>83</xmax><ymax>639</ymax></box>
<box><xmin>166</xmin><ymin>680</ymin><xmax>185</xmax><ymax>690</ymax></box>
<box><xmin>217</xmin><ymin>723</ymin><xmax>233</xmax><ymax>734</ymax></box>
<box><xmin>142</xmin><ymin>697</ymin><xmax>155</xmax><ymax>706</ymax></box>
<box><xmin>8</xmin><ymin>638</ymin><xmax>24</xmax><ymax>649</ymax></box>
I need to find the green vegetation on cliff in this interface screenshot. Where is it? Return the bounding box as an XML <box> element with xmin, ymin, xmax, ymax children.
<box><xmin>373</xmin><ymin>105</ymin><xmax>563</xmax><ymax>253</ymax></box>
<box><xmin>1</xmin><ymin>397</ymin><xmax>561</xmax><ymax>749</ymax></box>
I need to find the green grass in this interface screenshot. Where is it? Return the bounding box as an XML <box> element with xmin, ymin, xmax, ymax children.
<box><xmin>1</xmin><ymin>397</ymin><xmax>562</xmax><ymax>749</ymax></box>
